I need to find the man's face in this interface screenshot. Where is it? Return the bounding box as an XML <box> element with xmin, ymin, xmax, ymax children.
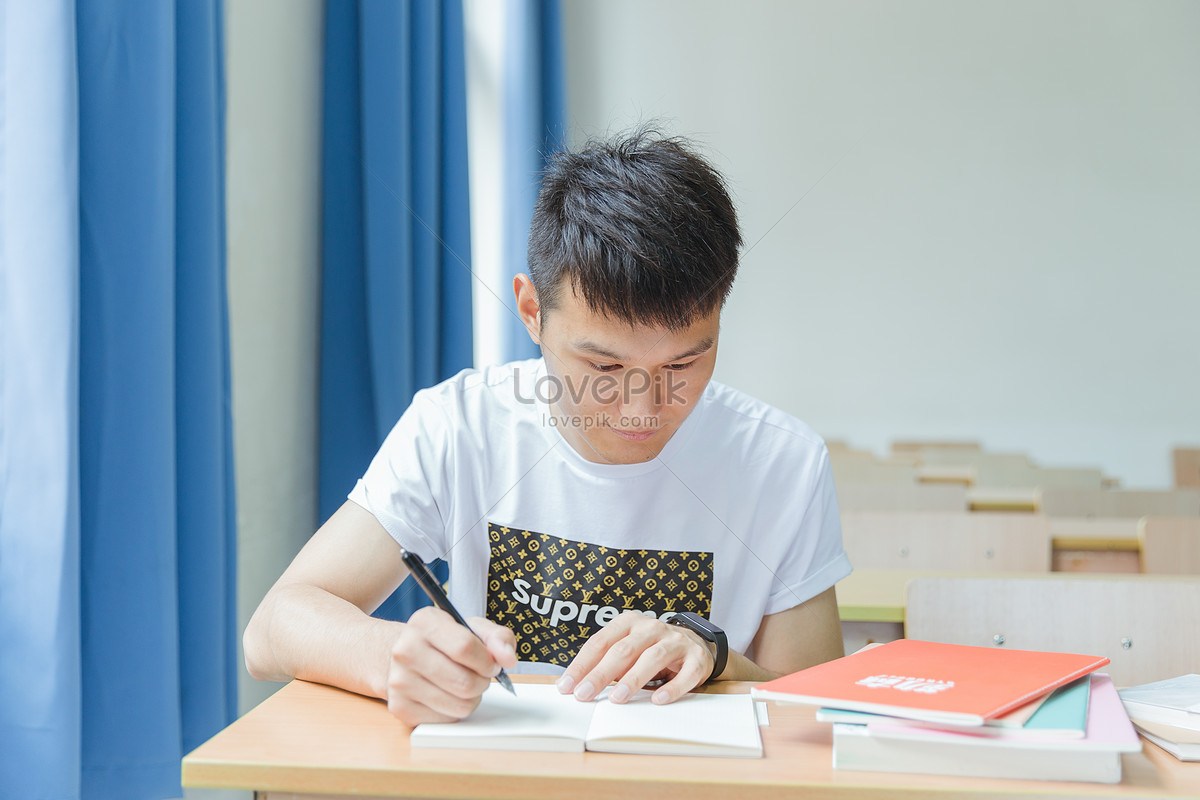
<box><xmin>533</xmin><ymin>284</ymin><xmax>719</xmax><ymax>465</ymax></box>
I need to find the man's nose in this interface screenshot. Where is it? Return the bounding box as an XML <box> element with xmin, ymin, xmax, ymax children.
<box><xmin>620</xmin><ymin>369</ymin><xmax>662</xmax><ymax>421</ymax></box>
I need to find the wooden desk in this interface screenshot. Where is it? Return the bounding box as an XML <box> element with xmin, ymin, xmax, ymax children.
<box><xmin>838</xmin><ymin>569</ymin><xmax>909</xmax><ymax>624</ymax></box>
<box><xmin>966</xmin><ymin>487</ymin><xmax>1040</xmax><ymax>512</ymax></box>
<box><xmin>1049</xmin><ymin>518</ymin><xmax>1142</xmax><ymax>573</ymax></box>
<box><xmin>836</xmin><ymin>568</ymin><xmax>1182</xmax><ymax>652</ymax></box>
<box><xmin>183</xmin><ymin>677</ymin><xmax>1199</xmax><ymax>799</ymax></box>
<box><xmin>838</xmin><ymin>569</ymin><xmax>909</xmax><ymax>652</ymax></box>
<box><xmin>916</xmin><ymin>464</ymin><xmax>975</xmax><ymax>486</ymax></box>
<box><xmin>838</xmin><ymin>569</ymin><xmax>1183</xmax><ymax>626</ymax></box>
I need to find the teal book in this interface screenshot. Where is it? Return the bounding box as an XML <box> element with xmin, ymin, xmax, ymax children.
<box><xmin>1023</xmin><ymin>676</ymin><xmax>1090</xmax><ymax>738</ymax></box>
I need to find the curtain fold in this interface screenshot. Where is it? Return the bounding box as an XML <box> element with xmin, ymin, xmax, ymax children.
<box><xmin>319</xmin><ymin>0</ymin><xmax>475</xmax><ymax>621</ymax></box>
<box><xmin>319</xmin><ymin>0</ymin><xmax>474</xmax><ymax>510</ymax></box>
<box><xmin>76</xmin><ymin>0</ymin><xmax>236</xmax><ymax>797</ymax></box>
<box><xmin>76</xmin><ymin>7</ymin><xmax>184</xmax><ymax>793</ymax></box>
<box><xmin>173</xmin><ymin>0</ymin><xmax>238</xmax><ymax>755</ymax></box>
<box><xmin>1</xmin><ymin>1</ymin><xmax>235</xmax><ymax>797</ymax></box>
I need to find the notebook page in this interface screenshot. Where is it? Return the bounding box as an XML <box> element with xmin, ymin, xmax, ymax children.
<box><xmin>411</xmin><ymin>683</ymin><xmax>595</xmax><ymax>751</ymax></box>
<box><xmin>586</xmin><ymin>691</ymin><xmax>763</xmax><ymax>757</ymax></box>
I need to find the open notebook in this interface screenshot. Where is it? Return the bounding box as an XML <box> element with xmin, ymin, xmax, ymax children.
<box><xmin>410</xmin><ymin>683</ymin><xmax>763</xmax><ymax>758</ymax></box>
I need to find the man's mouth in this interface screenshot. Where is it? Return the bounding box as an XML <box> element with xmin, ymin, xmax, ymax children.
<box><xmin>610</xmin><ymin>427</ymin><xmax>658</xmax><ymax>442</ymax></box>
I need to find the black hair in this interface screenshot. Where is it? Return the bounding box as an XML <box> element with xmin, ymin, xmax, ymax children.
<box><xmin>527</xmin><ymin>127</ymin><xmax>742</xmax><ymax>330</ymax></box>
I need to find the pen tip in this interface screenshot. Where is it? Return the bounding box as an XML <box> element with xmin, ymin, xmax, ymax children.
<box><xmin>497</xmin><ymin>671</ymin><xmax>517</xmax><ymax>695</ymax></box>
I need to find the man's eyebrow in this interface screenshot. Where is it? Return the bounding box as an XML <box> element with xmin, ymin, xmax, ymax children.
<box><xmin>573</xmin><ymin>336</ymin><xmax>714</xmax><ymax>363</ymax></box>
<box><xmin>665</xmin><ymin>337</ymin><xmax>715</xmax><ymax>362</ymax></box>
<box><xmin>574</xmin><ymin>340</ymin><xmax>626</xmax><ymax>361</ymax></box>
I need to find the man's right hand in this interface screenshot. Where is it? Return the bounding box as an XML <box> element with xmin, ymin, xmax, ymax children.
<box><xmin>385</xmin><ymin>607</ymin><xmax>518</xmax><ymax>726</ymax></box>
<box><xmin>243</xmin><ymin>502</ymin><xmax>520</xmax><ymax>728</ymax></box>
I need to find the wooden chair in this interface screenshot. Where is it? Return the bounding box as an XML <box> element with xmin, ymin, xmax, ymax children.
<box><xmin>836</xmin><ymin>482</ymin><xmax>968</xmax><ymax>513</ymax></box>
<box><xmin>905</xmin><ymin>575</ymin><xmax>1200</xmax><ymax>687</ymax></box>
<box><xmin>1175</xmin><ymin>448</ymin><xmax>1200</xmax><ymax>490</ymax></box>
<box><xmin>916</xmin><ymin>450</ymin><xmax>1032</xmax><ymax>470</ymax></box>
<box><xmin>891</xmin><ymin>440</ymin><xmax>982</xmax><ymax>456</ymax></box>
<box><xmin>830</xmin><ymin>453</ymin><xmax>918</xmax><ymax>485</ymax></box>
<box><xmin>1048</xmin><ymin>517</ymin><xmax>1141</xmax><ymax>574</ymax></box>
<box><xmin>840</xmin><ymin>511</ymin><xmax>1051</xmax><ymax>571</ymax></box>
<box><xmin>966</xmin><ymin>486</ymin><xmax>1040</xmax><ymax>512</ymax></box>
<box><xmin>1039</xmin><ymin>487</ymin><xmax>1200</xmax><ymax>518</ymax></box>
<box><xmin>901</xmin><ymin>449</ymin><xmax>1104</xmax><ymax>490</ymax></box>
<box><xmin>1140</xmin><ymin>516</ymin><xmax>1200</xmax><ymax>575</ymax></box>
<box><xmin>915</xmin><ymin>463</ymin><xmax>976</xmax><ymax>486</ymax></box>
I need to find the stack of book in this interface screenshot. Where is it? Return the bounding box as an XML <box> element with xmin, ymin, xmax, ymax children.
<box><xmin>1119</xmin><ymin>673</ymin><xmax>1200</xmax><ymax>762</ymax></box>
<box><xmin>752</xmin><ymin>639</ymin><xmax>1141</xmax><ymax>784</ymax></box>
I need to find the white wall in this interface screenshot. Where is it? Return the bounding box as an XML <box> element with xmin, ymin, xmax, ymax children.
<box><xmin>225</xmin><ymin>0</ymin><xmax>324</xmax><ymax>715</ymax></box>
<box><xmin>464</xmin><ymin>0</ymin><xmax>509</xmax><ymax>368</ymax></box>
<box><xmin>562</xmin><ymin>0</ymin><xmax>1200</xmax><ymax>488</ymax></box>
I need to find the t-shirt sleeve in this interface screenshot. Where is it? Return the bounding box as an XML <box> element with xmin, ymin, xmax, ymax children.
<box><xmin>347</xmin><ymin>391</ymin><xmax>455</xmax><ymax>561</ymax></box>
<box><xmin>763</xmin><ymin>446</ymin><xmax>852</xmax><ymax>615</ymax></box>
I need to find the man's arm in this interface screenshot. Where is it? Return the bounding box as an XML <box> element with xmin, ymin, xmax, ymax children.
<box><xmin>556</xmin><ymin>584</ymin><xmax>845</xmax><ymax>703</ymax></box>
<box><xmin>242</xmin><ymin>501</ymin><xmax>516</xmax><ymax>723</ymax></box>
<box><xmin>746</xmin><ymin>584</ymin><xmax>845</xmax><ymax>676</ymax></box>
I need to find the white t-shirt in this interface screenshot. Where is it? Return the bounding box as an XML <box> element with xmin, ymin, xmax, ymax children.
<box><xmin>349</xmin><ymin>359</ymin><xmax>851</xmax><ymax>673</ymax></box>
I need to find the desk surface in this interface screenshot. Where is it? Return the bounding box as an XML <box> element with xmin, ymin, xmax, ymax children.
<box><xmin>183</xmin><ymin>677</ymin><xmax>1199</xmax><ymax>800</ymax></box>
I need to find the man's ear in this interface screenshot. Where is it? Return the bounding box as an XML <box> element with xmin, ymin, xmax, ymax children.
<box><xmin>513</xmin><ymin>274</ymin><xmax>542</xmax><ymax>344</ymax></box>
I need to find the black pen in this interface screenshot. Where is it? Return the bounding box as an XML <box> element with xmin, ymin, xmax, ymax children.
<box><xmin>400</xmin><ymin>549</ymin><xmax>516</xmax><ymax>695</ymax></box>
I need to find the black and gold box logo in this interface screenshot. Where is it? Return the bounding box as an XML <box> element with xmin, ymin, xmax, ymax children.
<box><xmin>485</xmin><ymin>523</ymin><xmax>714</xmax><ymax>665</ymax></box>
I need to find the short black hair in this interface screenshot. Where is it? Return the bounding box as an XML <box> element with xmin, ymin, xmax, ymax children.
<box><xmin>527</xmin><ymin>127</ymin><xmax>742</xmax><ymax>330</ymax></box>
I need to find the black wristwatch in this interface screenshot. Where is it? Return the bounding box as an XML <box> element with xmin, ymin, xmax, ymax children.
<box><xmin>666</xmin><ymin>611</ymin><xmax>728</xmax><ymax>683</ymax></box>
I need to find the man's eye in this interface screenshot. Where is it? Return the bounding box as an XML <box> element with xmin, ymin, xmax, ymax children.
<box><xmin>589</xmin><ymin>362</ymin><xmax>621</xmax><ymax>372</ymax></box>
<box><xmin>665</xmin><ymin>361</ymin><xmax>695</xmax><ymax>371</ymax></box>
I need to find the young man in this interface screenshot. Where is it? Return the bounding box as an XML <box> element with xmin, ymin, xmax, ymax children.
<box><xmin>243</xmin><ymin>130</ymin><xmax>850</xmax><ymax>726</ymax></box>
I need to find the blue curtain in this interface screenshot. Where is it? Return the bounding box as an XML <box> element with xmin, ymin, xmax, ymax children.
<box><xmin>319</xmin><ymin>0</ymin><xmax>475</xmax><ymax>619</ymax></box>
<box><xmin>0</xmin><ymin>2</ymin><xmax>82</xmax><ymax>798</ymax></box>
<box><xmin>76</xmin><ymin>1</ymin><xmax>236</xmax><ymax>798</ymax></box>
<box><xmin>1</xmin><ymin>2</ymin><xmax>234</xmax><ymax>798</ymax></box>
<box><xmin>500</xmin><ymin>0</ymin><xmax>566</xmax><ymax>362</ymax></box>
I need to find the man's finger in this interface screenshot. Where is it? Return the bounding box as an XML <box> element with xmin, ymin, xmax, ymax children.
<box><xmin>556</xmin><ymin>614</ymin><xmax>634</xmax><ymax>694</ymax></box>
<box><xmin>409</xmin><ymin>607</ymin><xmax>503</xmax><ymax>678</ymax></box>
<box><xmin>607</xmin><ymin>641</ymin><xmax>681</xmax><ymax>702</ymax></box>
<box><xmin>571</xmin><ymin>622</ymin><xmax>660</xmax><ymax>701</ymax></box>
<box><xmin>467</xmin><ymin>616</ymin><xmax>519</xmax><ymax>669</ymax></box>
<box><xmin>647</xmin><ymin>656</ymin><xmax>711</xmax><ymax>705</ymax></box>
<box><xmin>388</xmin><ymin>667</ymin><xmax>483</xmax><ymax>722</ymax></box>
<box><xmin>390</xmin><ymin>630</ymin><xmax>494</xmax><ymax>700</ymax></box>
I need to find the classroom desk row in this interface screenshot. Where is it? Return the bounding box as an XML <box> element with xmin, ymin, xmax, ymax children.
<box><xmin>836</xmin><ymin>568</ymin><xmax>1196</xmax><ymax>659</ymax></box>
<box><xmin>835</xmin><ymin>567</ymin><xmax>1165</xmax><ymax>628</ymax></box>
<box><xmin>183</xmin><ymin>676</ymin><xmax>1200</xmax><ymax>800</ymax></box>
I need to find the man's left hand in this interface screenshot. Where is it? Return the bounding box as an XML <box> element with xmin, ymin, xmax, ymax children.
<box><xmin>555</xmin><ymin>611</ymin><xmax>715</xmax><ymax>705</ymax></box>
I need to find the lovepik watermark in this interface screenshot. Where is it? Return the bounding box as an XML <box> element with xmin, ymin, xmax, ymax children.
<box><xmin>542</xmin><ymin>413</ymin><xmax>661</xmax><ymax>432</ymax></box>
<box><xmin>513</xmin><ymin>366</ymin><xmax>688</xmax><ymax>407</ymax></box>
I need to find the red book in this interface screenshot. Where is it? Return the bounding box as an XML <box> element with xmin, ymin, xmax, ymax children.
<box><xmin>751</xmin><ymin>639</ymin><xmax>1110</xmax><ymax>726</ymax></box>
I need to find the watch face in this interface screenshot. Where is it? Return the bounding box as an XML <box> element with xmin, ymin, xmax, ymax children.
<box><xmin>672</xmin><ymin>612</ymin><xmax>720</xmax><ymax>640</ymax></box>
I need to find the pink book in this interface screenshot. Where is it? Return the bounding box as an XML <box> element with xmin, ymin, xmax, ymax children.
<box><xmin>865</xmin><ymin>674</ymin><xmax>1141</xmax><ymax>752</ymax></box>
<box><xmin>832</xmin><ymin>674</ymin><xmax>1140</xmax><ymax>783</ymax></box>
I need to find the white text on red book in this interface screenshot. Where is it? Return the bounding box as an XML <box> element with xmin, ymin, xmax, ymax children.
<box><xmin>856</xmin><ymin>675</ymin><xmax>954</xmax><ymax>694</ymax></box>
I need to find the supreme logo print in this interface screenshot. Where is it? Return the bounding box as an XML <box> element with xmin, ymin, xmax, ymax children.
<box><xmin>485</xmin><ymin>523</ymin><xmax>714</xmax><ymax>665</ymax></box>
